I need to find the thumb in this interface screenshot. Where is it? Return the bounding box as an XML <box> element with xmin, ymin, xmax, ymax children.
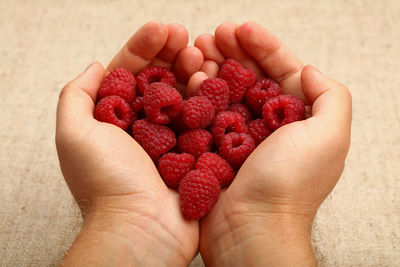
<box><xmin>56</xmin><ymin>62</ymin><xmax>105</xmax><ymax>135</ymax></box>
<box><xmin>301</xmin><ymin>65</ymin><xmax>352</xmax><ymax>132</ymax></box>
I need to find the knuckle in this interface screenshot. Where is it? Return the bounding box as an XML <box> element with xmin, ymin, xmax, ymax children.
<box><xmin>340</xmin><ymin>85</ymin><xmax>352</xmax><ymax>101</ymax></box>
<box><xmin>59</xmin><ymin>82</ymin><xmax>74</xmax><ymax>101</ymax></box>
<box><xmin>335</xmin><ymin>82</ymin><xmax>352</xmax><ymax>102</ymax></box>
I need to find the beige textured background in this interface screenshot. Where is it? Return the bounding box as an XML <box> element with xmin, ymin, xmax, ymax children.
<box><xmin>0</xmin><ymin>0</ymin><xmax>399</xmax><ymax>266</ymax></box>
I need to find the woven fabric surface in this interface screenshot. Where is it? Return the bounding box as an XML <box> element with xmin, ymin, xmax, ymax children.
<box><xmin>0</xmin><ymin>0</ymin><xmax>399</xmax><ymax>266</ymax></box>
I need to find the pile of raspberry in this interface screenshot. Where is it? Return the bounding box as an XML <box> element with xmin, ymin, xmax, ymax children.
<box><xmin>94</xmin><ymin>59</ymin><xmax>305</xmax><ymax>220</ymax></box>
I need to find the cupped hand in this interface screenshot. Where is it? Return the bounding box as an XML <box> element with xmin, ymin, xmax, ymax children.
<box><xmin>56</xmin><ymin>22</ymin><xmax>203</xmax><ymax>266</ymax></box>
<box><xmin>194</xmin><ymin>22</ymin><xmax>352</xmax><ymax>266</ymax></box>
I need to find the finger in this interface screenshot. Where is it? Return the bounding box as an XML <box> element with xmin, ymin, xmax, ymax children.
<box><xmin>200</xmin><ymin>60</ymin><xmax>219</xmax><ymax>78</ymax></box>
<box><xmin>215</xmin><ymin>22</ymin><xmax>264</xmax><ymax>76</ymax></box>
<box><xmin>173</xmin><ymin>46</ymin><xmax>204</xmax><ymax>83</ymax></box>
<box><xmin>150</xmin><ymin>23</ymin><xmax>189</xmax><ymax>68</ymax></box>
<box><xmin>194</xmin><ymin>34</ymin><xmax>225</xmax><ymax>64</ymax></box>
<box><xmin>106</xmin><ymin>21</ymin><xmax>168</xmax><ymax>74</ymax></box>
<box><xmin>236</xmin><ymin>22</ymin><xmax>303</xmax><ymax>83</ymax></box>
<box><xmin>57</xmin><ymin>62</ymin><xmax>105</xmax><ymax>129</ymax></box>
<box><xmin>279</xmin><ymin>70</ymin><xmax>307</xmax><ymax>103</ymax></box>
<box><xmin>301</xmin><ymin>65</ymin><xmax>352</xmax><ymax>130</ymax></box>
<box><xmin>186</xmin><ymin>71</ymin><xmax>208</xmax><ymax>98</ymax></box>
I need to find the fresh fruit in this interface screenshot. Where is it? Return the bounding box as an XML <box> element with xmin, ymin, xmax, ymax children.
<box><xmin>246</xmin><ymin>78</ymin><xmax>282</xmax><ymax>115</ymax></box>
<box><xmin>197</xmin><ymin>78</ymin><xmax>230</xmax><ymax>113</ymax></box>
<box><xmin>178</xmin><ymin>129</ymin><xmax>213</xmax><ymax>158</ymax></box>
<box><xmin>247</xmin><ymin>118</ymin><xmax>272</xmax><ymax>146</ymax></box>
<box><xmin>262</xmin><ymin>94</ymin><xmax>305</xmax><ymax>130</ymax></box>
<box><xmin>228</xmin><ymin>103</ymin><xmax>253</xmax><ymax>124</ymax></box>
<box><xmin>130</xmin><ymin>96</ymin><xmax>144</xmax><ymax>119</ymax></box>
<box><xmin>218</xmin><ymin>58</ymin><xmax>256</xmax><ymax>103</ymax></box>
<box><xmin>219</xmin><ymin>132</ymin><xmax>255</xmax><ymax>169</ymax></box>
<box><xmin>136</xmin><ymin>66</ymin><xmax>176</xmax><ymax>95</ymax></box>
<box><xmin>181</xmin><ymin>96</ymin><xmax>215</xmax><ymax>129</ymax></box>
<box><xmin>98</xmin><ymin>68</ymin><xmax>136</xmax><ymax>102</ymax></box>
<box><xmin>179</xmin><ymin>169</ymin><xmax>220</xmax><ymax>220</ymax></box>
<box><xmin>195</xmin><ymin>153</ymin><xmax>235</xmax><ymax>187</ymax></box>
<box><xmin>94</xmin><ymin>95</ymin><xmax>133</xmax><ymax>130</ymax></box>
<box><xmin>157</xmin><ymin>153</ymin><xmax>196</xmax><ymax>189</ymax></box>
<box><xmin>132</xmin><ymin>119</ymin><xmax>176</xmax><ymax>161</ymax></box>
<box><xmin>143</xmin><ymin>82</ymin><xmax>183</xmax><ymax>124</ymax></box>
<box><xmin>210</xmin><ymin>111</ymin><xmax>247</xmax><ymax>146</ymax></box>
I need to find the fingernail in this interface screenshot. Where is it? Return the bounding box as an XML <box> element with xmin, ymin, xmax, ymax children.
<box><xmin>310</xmin><ymin>65</ymin><xmax>322</xmax><ymax>74</ymax></box>
<box><xmin>85</xmin><ymin>62</ymin><xmax>96</xmax><ymax>72</ymax></box>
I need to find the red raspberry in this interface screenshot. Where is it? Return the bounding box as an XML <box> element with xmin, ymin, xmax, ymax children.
<box><xmin>262</xmin><ymin>95</ymin><xmax>305</xmax><ymax>130</ymax></box>
<box><xmin>132</xmin><ymin>119</ymin><xmax>176</xmax><ymax>161</ymax></box>
<box><xmin>218</xmin><ymin>59</ymin><xmax>256</xmax><ymax>103</ymax></box>
<box><xmin>144</xmin><ymin>82</ymin><xmax>183</xmax><ymax>124</ymax></box>
<box><xmin>94</xmin><ymin>95</ymin><xmax>133</xmax><ymax>130</ymax></box>
<box><xmin>219</xmin><ymin>133</ymin><xmax>255</xmax><ymax>169</ymax></box>
<box><xmin>246</xmin><ymin>78</ymin><xmax>282</xmax><ymax>116</ymax></box>
<box><xmin>227</xmin><ymin>103</ymin><xmax>253</xmax><ymax>124</ymax></box>
<box><xmin>195</xmin><ymin>153</ymin><xmax>235</xmax><ymax>188</ymax></box>
<box><xmin>210</xmin><ymin>111</ymin><xmax>247</xmax><ymax>146</ymax></box>
<box><xmin>157</xmin><ymin>153</ymin><xmax>196</xmax><ymax>189</ymax></box>
<box><xmin>197</xmin><ymin>78</ymin><xmax>230</xmax><ymax>113</ymax></box>
<box><xmin>247</xmin><ymin>119</ymin><xmax>272</xmax><ymax>146</ymax></box>
<box><xmin>130</xmin><ymin>96</ymin><xmax>145</xmax><ymax>120</ymax></box>
<box><xmin>178</xmin><ymin>129</ymin><xmax>213</xmax><ymax>158</ymax></box>
<box><xmin>136</xmin><ymin>66</ymin><xmax>176</xmax><ymax>95</ymax></box>
<box><xmin>182</xmin><ymin>96</ymin><xmax>215</xmax><ymax>129</ymax></box>
<box><xmin>98</xmin><ymin>68</ymin><xmax>136</xmax><ymax>102</ymax></box>
<box><xmin>131</xmin><ymin>96</ymin><xmax>144</xmax><ymax>112</ymax></box>
<box><xmin>106</xmin><ymin>67</ymin><xmax>136</xmax><ymax>82</ymax></box>
<box><xmin>179</xmin><ymin>169</ymin><xmax>220</xmax><ymax>220</ymax></box>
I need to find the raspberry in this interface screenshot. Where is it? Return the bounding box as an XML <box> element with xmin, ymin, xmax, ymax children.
<box><xmin>130</xmin><ymin>96</ymin><xmax>145</xmax><ymax>119</ymax></box>
<box><xmin>178</xmin><ymin>129</ymin><xmax>213</xmax><ymax>158</ymax></box>
<box><xmin>157</xmin><ymin>153</ymin><xmax>196</xmax><ymax>189</ymax></box>
<box><xmin>219</xmin><ymin>133</ymin><xmax>255</xmax><ymax>169</ymax></box>
<box><xmin>94</xmin><ymin>95</ymin><xmax>133</xmax><ymax>130</ymax></box>
<box><xmin>197</xmin><ymin>78</ymin><xmax>230</xmax><ymax>113</ymax></box>
<box><xmin>136</xmin><ymin>66</ymin><xmax>176</xmax><ymax>95</ymax></box>
<box><xmin>106</xmin><ymin>67</ymin><xmax>136</xmax><ymax>82</ymax></box>
<box><xmin>98</xmin><ymin>68</ymin><xmax>136</xmax><ymax>102</ymax></box>
<box><xmin>246</xmin><ymin>78</ymin><xmax>282</xmax><ymax>115</ymax></box>
<box><xmin>262</xmin><ymin>95</ymin><xmax>305</xmax><ymax>130</ymax></box>
<box><xmin>247</xmin><ymin>119</ymin><xmax>272</xmax><ymax>146</ymax></box>
<box><xmin>144</xmin><ymin>82</ymin><xmax>183</xmax><ymax>124</ymax></box>
<box><xmin>179</xmin><ymin>169</ymin><xmax>220</xmax><ymax>220</ymax></box>
<box><xmin>218</xmin><ymin>58</ymin><xmax>256</xmax><ymax>103</ymax></box>
<box><xmin>195</xmin><ymin>153</ymin><xmax>235</xmax><ymax>188</ymax></box>
<box><xmin>228</xmin><ymin>103</ymin><xmax>253</xmax><ymax>124</ymax></box>
<box><xmin>210</xmin><ymin>111</ymin><xmax>247</xmax><ymax>146</ymax></box>
<box><xmin>131</xmin><ymin>96</ymin><xmax>144</xmax><ymax>113</ymax></box>
<box><xmin>182</xmin><ymin>96</ymin><xmax>215</xmax><ymax>129</ymax></box>
<box><xmin>132</xmin><ymin>119</ymin><xmax>176</xmax><ymax>161</ymax></box>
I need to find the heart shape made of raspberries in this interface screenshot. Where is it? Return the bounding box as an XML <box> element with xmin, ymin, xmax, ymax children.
<box><xmin>94</xmin><ymin>59</ymin><xmax>305</xmax><ymax>220</ymax></box>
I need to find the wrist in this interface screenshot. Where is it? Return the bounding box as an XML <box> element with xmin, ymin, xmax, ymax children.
<box><xmin>200</xmin><ymin>199</ymin><xmax>317</xmax><ymax>267</ymax></box>
<box><xmin>63</xmin><ymin>195</ymin><xmax>194</xmax><ymax>267</ymax></box>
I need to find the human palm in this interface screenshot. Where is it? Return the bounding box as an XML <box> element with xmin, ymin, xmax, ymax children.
<box><xmin>193</xmin><ymin>22</ymin><xmax>351</xmax><ymax>264</ymax></box>
<box><xmin>56</xmin><ymin>22</ymin><xmax>204</xmax><ymax>264</ymax></box>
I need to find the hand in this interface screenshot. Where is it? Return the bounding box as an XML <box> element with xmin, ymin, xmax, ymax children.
<box><xmin>56</xmin><ymin>22</ymin><xmax>204</xmax><ymax>266</ymax></box>
<box><xmin>194</xmin><ymin>22</ymin><xmax>352</xmax><ymax>266</ymax></box>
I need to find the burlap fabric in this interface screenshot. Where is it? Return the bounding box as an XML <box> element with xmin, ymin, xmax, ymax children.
<box><xmin>1</xmin><ymin>0</ymin><xmax>399</xmax><ymax>266</ymax></box>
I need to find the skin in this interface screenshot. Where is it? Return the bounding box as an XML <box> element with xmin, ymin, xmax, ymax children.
<box><xmin>195</xmin><ymin>21</ymin><xmax>352</xmax><ymax>267</ymax></box>
<box><xmin>56</xmin><ymin>21</ymin><xmax>203</xmax><ymax>267</ymax></box>
<box><xmin>56</xmin><ymin>21</ymin><xmax>352</xmax><ymax>267</ymax></box>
